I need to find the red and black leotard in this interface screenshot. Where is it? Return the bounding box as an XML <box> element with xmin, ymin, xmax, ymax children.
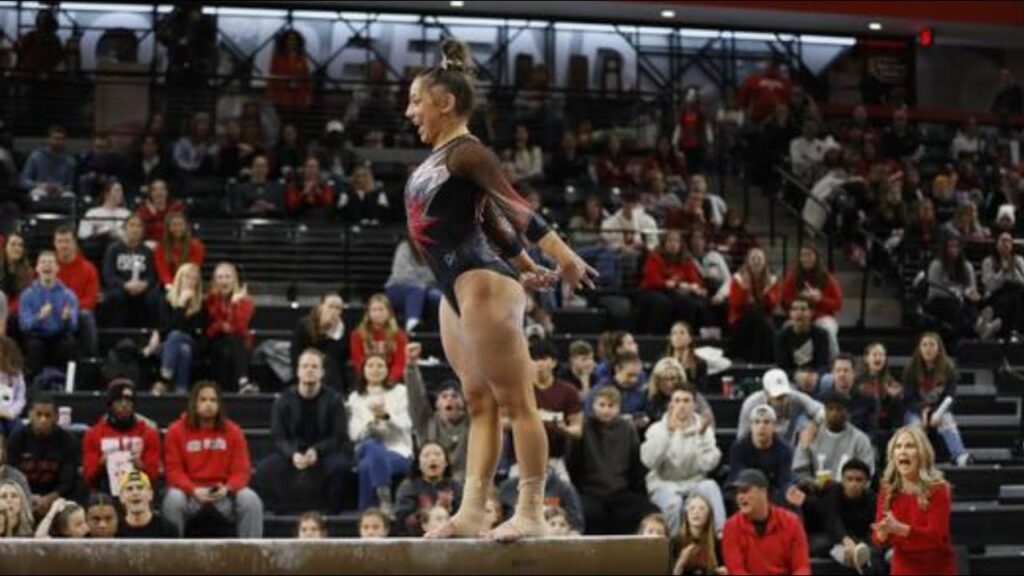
<box><xmin>404</xmin><ymin>135</ymin><xmax>551</xmax><ymax>314</ymax></box>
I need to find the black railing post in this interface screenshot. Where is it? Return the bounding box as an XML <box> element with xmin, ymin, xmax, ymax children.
<box><xmin>858</xmin><ymin>245</ymin><xmax>870</xmax><ymax>330</ymax></box>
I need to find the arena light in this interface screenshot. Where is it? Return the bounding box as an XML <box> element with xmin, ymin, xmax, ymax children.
<box><xmin>375</xmin><ymin>14</ymin><xmax>421</xmax><ymax>23</ymax></box>
<box><xmin>869</xmin><ymin>22</ymin><xmax>883</xmax><ymax>31</ymax></box>
<box><xmin>437</xmin><ymin>15</ymin><xmax>503</xmax><ymax>27</ymax></box>
<box><xmin>450</xmin><ymin>0</ymin><xmax>465</xmax><ymax>7</ymax></box>
<box><xmin>679</xmin><ymin>28</ymin><xmax>722</xmax><ymax>39</ymax></box>
<box><xmin>638</xmin><ymin>26</ymin><xmax>675</xmax><ymax>35</ymax></box>
<box><xmin>660</xmin><ymin>10</ymin><xmax>676</xmax><ymax>19</ymax></box>
<box><xmin>554</xmin><ymin>22</ymin><xmax>618</xmax><ymax>33</ymax></box>
<box><xmin>202</xmin><ymin>7</ymin><xmax>288</xmax><ymax>18</ymax></box>
<box><xmin>293</xmin><ymin>10</ymin><xmax>343</xmax><ymax>21</ymax></box>
<box><xmin>800</xmin><ymin>34</ymin><xmax>856</xmax><ymax>47</ymax></box>
<box><xmin>733</xmin><ymin>31</ymin><xmax>795</xmax><ymax>42</ymax></box>
<box><xmin>58</xmin><ymin>2</ymin><xmax>154</xmax><ymax>11</ymax></box>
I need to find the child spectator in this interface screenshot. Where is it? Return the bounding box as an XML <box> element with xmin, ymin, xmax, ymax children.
<box><xmin>672</xmin><ymin>494</ymin><xmax>723</xmax><ymax>576</ymax></box>
<box><xmin>638</xmin><ymin>512</ymin><xmax>670</xmax><ymax>538</ymax></box>
<box><xmin>296</xmin><ymin>511</ymin><xmax>327</xmax><ymax>539</ymax></box>
<box><xmin>358</xmin><ymin>507</ymin><xmax>391</xmax><ymax>538</ymax></box>
<box><xmin>85</xmin><ymin>493</ymin><xmax>118</xmax><ymax>538</ymax></box>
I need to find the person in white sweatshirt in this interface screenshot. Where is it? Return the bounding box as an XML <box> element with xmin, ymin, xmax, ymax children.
<box><xmin>348</xmin><ymin>353</ymin><xmax>413</xmax><ymax>514</ymax></box>
<box><xmin>640</xmin><ymin>387</ymin><xmax>726</xmax><ymax>535</ymax></box>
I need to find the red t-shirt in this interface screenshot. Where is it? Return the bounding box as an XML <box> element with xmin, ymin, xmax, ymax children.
<box><xmin>533</xmin><ymin>379</ymin><xmax>583</xmax><ymax>459</ymax></box>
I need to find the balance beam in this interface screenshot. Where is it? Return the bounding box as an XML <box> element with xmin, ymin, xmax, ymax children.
<box><xmin>0</xmin><ymin>537</ymin><xmax>670</xmax><ymax>575</ymax></box>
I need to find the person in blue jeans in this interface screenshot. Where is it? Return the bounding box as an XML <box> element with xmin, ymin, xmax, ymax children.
<box><xmin>145</xmin><ymin>263</ymin><xmax>206</xmax><ymax>394</ymax></box>
<box><xmin>348</xmin><ymin>354</ymin><xmax>413</xmax><ymax>515</ymax></box>
<box><xmin>384</xmin><ymin>239</ymin><xmax>443</xmax><ymax>333</ymax></box>
<box><xmin>901</xmin><ymin>332</ymin><xmax>971</xmax><ymax>466</ymax></box>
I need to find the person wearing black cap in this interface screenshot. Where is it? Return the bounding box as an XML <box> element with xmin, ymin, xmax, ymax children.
<box><xmin>405</xmin><ymin>342</ymin><xmax>467</xmax><ymax>482</ymax></box>
<box><xmin>722</xmin><ymin>468</ymin><xmax>811</xmax><ymax>575</ymax></box>
<box><xmin>82</xmin><ymin>380</ymin><xmax>161</xmax><ymax>494</ymax></box>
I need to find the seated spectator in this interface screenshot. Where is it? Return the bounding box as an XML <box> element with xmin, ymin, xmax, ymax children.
<box><xmin>82</xmin><ymin>380</ymin><xmax>161</xmax><ymax>494</ymax></box>
<box><xmin>644</xmin><ymin>358</ymin><xmax>715</xmax><ymax>426</ymax></box>
<box><xmin>230</xmin><ymin>154</ymin><xmax>284</xmax><ymax>217</ymax></box>
<box><xmin>722</xmin><ymin>468</ymin><xmax>811</xmax><ymax>576</ymax></box>
<box><xmin>925</xmin><ymin>236</ymin><xmax>991</xmax><ymax>341</ymax></box>
<box><xmin>727</xmin><ymin>404</ymin><xmax>795</xmax><ymax>506</ymax></box>
<box><xmin>645</xmin><ymin>134</ymin><xmax>687</xmax><ymax>182</ymax></box>
<box><xmin>121</xmin><ymin>134</ymin><xmax>171</xmax><ymax>196</ymax></box>
<box><xmin>982</xmin><ymin>232</ymin><xmax>1024</xmax><ymax>338</ymax></box>
<box><xmin>880</xmin><ymin>107</ymin><xmax>923</xmax><ymax>163</ymax></box>
<box><xmin>638</xmin><ymin>512</ymin><xmax>670</xmax><ymax>537</ymax></box>
<box><xmin>568</xmin><ymin>195</ymin><xmax>607</xmax><ymax>247</ymax></box>
<box><xmin>395</xmin><ymin>441</ymin><xmax>463</xmax><ymax>536</ymax></box>
<box><xmin>291</xmin><ymin>292</ymin><xmax>348</xmax><ymax>392</ymax></box>
<box><xmin>172</xmin><ymin>112</ymin><xmax>218</xmax><ymax>177</ymax></box>
<box><xmin>406</xmin><ymin>343</ymin><xmax>467</xmax><ymax>481</ymax></box>
<box><xmin>854</xmin><ymin>344</ymin><xmax>894</xmax><ymax>445</ymax></box>
<box><xmin>146</xmin><ymin>263</ymin><xmax>204</xmax><ymax>394</ymax></box>
<box><xmin>672</xmin><ymin>494</ymin><xmax>723</xmax><ymax>576</ymax></box>
<box><xmin>507</xmin><ymin>124</ymin><xmax>544</xmax><ymax>183</ymax></box>
<box><xmin>930</xmin><ymin>175</ymin><xmax>958</xmax><ymax>225</ymax></box>
<box><xmin>517</xmin><ymin>340</ymin><xmax>582</xmax><ymax>481</ymax></box>
<box><xmin>637</xmin><ymin>230</ymin><xmax>708</xmax><ymax>335</ymax></box>
<box><xmin>775</xmin><ymin>297</ymin><xmax>831</xmax><ymax>393</ymax></box>
<box><xmin>643</xmin><ymin>168</ymin><xmax>682</xmax><ymax>224</ymax></box>
<box><xmin>54</xmin><ymin>226</ymin><xmax>99</xmax><ymax>356</ymax></box>
<box><xmin>286</xmin><ymin>157</ymin><xmax>335</xmax><ymax>220</ymax></box>
<box><xmin>117</xmin><ymin>470</ymin><xmax>178</xmax><ymax>538</ymax></box>
<box><xmin>0</xmin><ymin>234</ymin><xmax>32</xmax><ymax>328</ymax></box>
<box><xmin>274</xmin><ymin>123</ymin><xmax>305</xmax><ymax>180</ymax></box>
<box><xmin>780</xmin><ymin>246</ymin><xmax>842</xmax><ymax>357</ymax></box>
<box><xmin>818</xmin><ymin>459</ymin><xmax>876</xmax><ymax>574</ymax></box>
<box><xmin>34</xmin><ymin>497</ymin><xmax>89</xmax><ymax>538</ymax></box>
<box><xmin>500</xmin><ymin>466</ymin><xmax>585</xmax><ymax>534</ymax></box>
<box><xmin>102</xmin><ymin>215</ymin><xmax>160</xmax><ymax>328</ymax></box>
<box><xmin>902</xmin><ymin>332</ymin><xmax>971</xmax><ymax>466</ymax></box>
<box><xmin>941</xmin><ymin>203</ymin><xmax>990</xmax><ymax>242</ymax></box>
<box><xmin>85</xmin><ymin>493</ymin><xmax>119</xmax><ymax>538</ymax></box>
<box><xmin>568</xmin><ymin>386</ymin><xmax>657</xmax><ymax>535</ymax></box>
<box><xmin>75</xmin><ymin>132</ymin><xmax>121</xmax><ymax>200</ymax></box>
<box><xmin>716</xmin><ymin>208</ymin><xmax>757</xmax><ymax>256</ymax></box>
<box><xmin>18</xmin><ymin>252</ymin><xmax>79</xmax><ymax>376</ymax></box>
<box><xmin>738</xmin><ymin>369</ymin><xmax>824</xmax><ymax>448</ymax></box>
<box><xmin>337</xmin><ymin>163</ymin><xmax>388</xmax><ymax>225</ymax></box>
<box><xmin>296</xmin><ymin>511</ymin><xmax>327</xmax><ymax>539</ymax></box>
<box><xmin>348</xmin><ymin>353</ymin><xmax>413</xmax><ymax>514</ymax></box>
<box><xmin>727</xmin><ymin>247</ymin><xmax>780</xmax><ymax>363</ymax></box>
<box><xmin>358</xmin><ymin>507</ymin><xmax>391</xmax><ymax>538</ymax></box>
<box><xmin>688</xmin><ymin>229</ymin><xmax>730</xmax><ymax>308</ymax></box>
<box><xmin>789</xmin><ymin>119</ymin><xmax>837</xmax><ymax>187</ymax></box>
<box><xmin>7</xmin><ymin>394</ymin><xmax>80</xmax><ymax>518</ymax></box>
<box><xmin>77</xmin><ymin>180</ymin><xmax>131</xmax><ymax>259</ymax></box>
<box><xmin>350</xmin><ymin>293</ymin><xmax>408</xmax><ymax>384</ymax></box>
<box><xmin>255</xmin><ymin>349</ymin><xmax>351</xmax><ymax>513</ymax></box>
<box><xmin>687</xmin><ymin>174</ymin><xmax>728</xmax><ymax>229</ymax></box>
<box><xmin>665</xmin><ymin>184</ymin><xmax>711</xmax><ymax>235</ymax></box>
<box><xmin>154</xmin><ymin>212</ymin><xmax>206</xmax><ymax>288</ymax></box>
<box><xmin>595</xmin><ymin>134</ymin><xmax>629</xmax><ymax>188</ymax></box>
<box><xmin>950</xmin><ymin>116</ymin><xmax>983</xmax><ymax>161</ymax></box>
<box><xmin>0</xmin><ymin>478</ymin><xmax>34</xmax><ymax>537</ymax></box>
<box><xmin>385</xmin><ymin>239</ymin><xmax>441</xmax><ymax>333</ymax></box>
<box><xmin>547</xmin><ymin>130</ymin><xmax>591</xmax><ymax>188</ymax></box>
<box><xmin>641</xmin><ymin>387</ymin><xmax>725</xmax><ymax>535</ymax></box>
<box><xmin>594</xmin><ymin>330</ymin><xmax>643</xmax><ymax>383</ymax></box>
<box><xmin>792</xmin><ymin>389</ymin><xmax>875</xmax><ymax>490</ymax></box>
<box><xmin>559</xmin><ymin>339</ymin><xmax>597</xmax><ymax>395</ymax></box>
<box><xmin>0</xmin><ymin>429</ymin><xmax>32</xmax><ymax>497</ymax></box>
<box><xmin>602</xmin><ymin>189</ymin><xmax>659</xmax><ymax>287</ymax></box>
<box><xmin>587</xmin><ymin>351</ymin><xmax>649</xmax><ymax>430</ymax></box>
<box><xmin>162</xmin><ymin>381</ymin><xmax>263</xmax><ymax>538</ymax></box>
<box><xmin>544</xmin><ymin>506</ymin><xmax>574</xmax><ymax>536</ymax></box>
<box><xmin>205</xmin><ymin>262</ymin><xmax>255</xmax><ymax>392</ymax></box>
<box><xmin>905</xmin><ymin>198</ymin><xmax>940</xmax><ymax>251</ymax></box>
<box><xmin>663</xmin><ymin>322</ymin><xmax>709</xmax><ymax>392</ymax></box>
<box><xmin>0</xmin><ymin>338</ymin><xmax>26</xmax><ymax>438</ymax></box>
<box><xmin>218</xmin><ymin>120</ymin><xmax>260</xmax><ymax>180</ymax></box>
<box><xmin>826</xmin><ymin>353</ymin><xmax>879</xmax><ymax>441</ymax></box>
<box><xmin>19</xmin><ymin>125</ymin><xmax>75</xmax><ymax>204</ymax></box>
<box><xmin>135</xmin><ymin>179</ymin><xmax>185</xmax><ymax>244</ymax></box>
<box><xmin>868</xmin><ymin>176</ymin><xmax>908</xmax><ymax>268</ymax></box>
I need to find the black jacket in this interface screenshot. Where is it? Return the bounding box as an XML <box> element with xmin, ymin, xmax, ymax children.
<box><xmin>7</xmin><ymin>425</ymin><xmax>80</xmax><ymax>497</ymax></box>
<box><xmin>270</xmin><ymin>385</ymin><xmax>351</xmax><ymax>459</ymax></box>
<box><xmin>567</xmin><ymin>416</ymin><xmax>646</xmax><ymax>499</ymax></box>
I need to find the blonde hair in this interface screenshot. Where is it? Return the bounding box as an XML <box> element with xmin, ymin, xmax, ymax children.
<box><xmin>356</xmin><ymin>293</ymin><xmax>401</xmax><ymax>360</ymax></box>
<box><xmin>167</xmin><ymin>262</ymin><xmax>204</xmax><ymax>316</ymax></box>
<box><xmin>881</xmin><ymin>426</ymin><xmax>949</xmax><ymax>512</ymax></box>
<box><xmin>213</xmin><ymin>262</ymin><xmax>248</xmax><ymax>302</ymax></box>
<box><xmin>675</xmin><ymin>494</ymin><xmax>718</xmax><ymax>572</ymax></box>
<box><xmin>0</xmin><ymin>479</ymin><xmax>34</xmax><ymax>537</ymax></box>
<box><xmin>648</xmin><ymin>357</ymin><xmax>690</xmax><ymax>402</ymax></box>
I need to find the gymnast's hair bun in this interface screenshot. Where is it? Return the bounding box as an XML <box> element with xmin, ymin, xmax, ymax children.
<box><xmin>440</xmin><ymin>39</ymin><xmax>474</xmax><ymax>76</ymax></box>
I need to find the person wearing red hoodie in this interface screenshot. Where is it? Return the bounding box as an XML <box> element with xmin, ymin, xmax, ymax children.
<box><xmin>162</xmin><ymin>380</ymin><xmax>263</xmax><ymax>538</ymax></box>
<box><xmin>54</xmin><ymin>226</ymin><xmax>99</xmax><ymax>356</ymax></box>
<box><xmin>635</xmin><ymin>230</ymin><xmax>709</xmax><ymax>335</ymax></box>
<box><xmin>205</xmin><ymin>262</ymin><xmax>256</xmax><ymax>393</ymax></box>
<box><xmin>727</xmin><ymin>247</ymin><xmax>781</xmax><ymax>363</ymax></box>
<box><xmin>723</xmin><ymin>468</ymin><xmax>811</xmax><ymax>575</ymax></box>
<box><xmin>780</xmin><ymin>245</ymin><xmax>842</xmax><ymax>358</ymax></box>
<box><xmin>82</xmin><ymin>380</ymin><xmax>161</xmax><ymax>494</ymax></box>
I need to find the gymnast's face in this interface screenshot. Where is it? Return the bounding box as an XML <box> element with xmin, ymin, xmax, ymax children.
<box><xmin>407</xmin><ymin>76</ymin><xmax>456</xmax><ymax>146</ymax></box>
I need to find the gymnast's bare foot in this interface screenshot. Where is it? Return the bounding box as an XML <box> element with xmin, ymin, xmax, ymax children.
<box><xmin>423</xmin><ymin>511</ymin><xmax>488</xmax><ymax>539</ymax></box>
<box><xmin>486</xmin><ymin>513</ymin><xmax>547</xmax><ymax>543</ymax></box>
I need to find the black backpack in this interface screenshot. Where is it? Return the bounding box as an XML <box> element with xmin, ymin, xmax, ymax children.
<box><xmin>102</xmin><ymin>338</ymin><xmax>144</xmax><ymax>384</ymax></box>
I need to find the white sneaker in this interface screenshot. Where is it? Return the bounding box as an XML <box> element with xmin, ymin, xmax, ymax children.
<box><xmin>853</xmin><ymin>542</ymin><xmax>871</xmax><ymax>574</ymax></box>
<box><xmin>955</xmin><ymin>453</ymin><xmax>974</xmax><ymax>467</ymax></box>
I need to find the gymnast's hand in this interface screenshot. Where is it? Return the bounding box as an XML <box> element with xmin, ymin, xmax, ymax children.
<box><xmin>519</xmin><ymin>264</ymin><xmax>560</xmax><ymax>292</ymax></box>
<box><xmin>557</xmin><ymin>252</ymin><xmax>599</xmax><ymax>292</ymax></box>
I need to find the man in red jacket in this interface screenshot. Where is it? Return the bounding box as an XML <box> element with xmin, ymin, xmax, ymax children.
<box><xmin>54</xmin><ymin>225</ymin><xmax>99</xmax><ymax>356</ymax></box>
<box><xmin>723</xmin><ymin>468</ymin><xmax>811</xmax><ymax>575</ymax></box>
<box><xmin>161</xmin><ymin>380</ymin><xmax>263</xmax><ymax>538</ymax></box>
<box><xmin>82</xmin><ymin>380</ymin><xmax>161</xmax><ymax>494</ymax></box>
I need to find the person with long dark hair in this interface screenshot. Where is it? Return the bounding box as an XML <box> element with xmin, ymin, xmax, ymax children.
<box><xmin>925</xmin><ymin>236</ymin><xmax>990</xmax><ymax>340</ymax></box>
<box><xmin>291</xmin><ymin>292</ymin><xmax>348</xmax><ymax>392</ymax></box>
<box><xmin>780</xmin><ymin>245</ymin><xmax>842</xmax><ymax>358</ymax></box>
<box><xmin>394</xmin><ymin>441</ymin><xmax>463</xmax><ymax>536</ymax></box>
<box><xmin>404</xmin><ymin>39</ymin><xmax>595</xmax><ymax>541</ymax></box>
<box><xmin>727</xmin><ymin>247</ymin><xmax>780</xmax><ymax>363</ymax></box>
<box><xmin>902</xmin><ymin>332</ymin><xmax>971</xmax><ymax>466</ymax></box>
<box><xmin>637</xmin><ymin>230</ymin><xmax>709</xmax><ymax>335</ymax></box>
<box><xmin>981</xmin><ymin>232</ymin><xmax>1024</xmax><ymax>338</ymax></box>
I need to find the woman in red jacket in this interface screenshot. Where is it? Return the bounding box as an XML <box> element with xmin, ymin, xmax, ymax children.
<box><xmin>636</xmin><ymin>230</ymin><xmax>709</xmax><ymax>335</ymax></box>
<box><xmin>205</xmin><ymin>262</ymin><xmax>256</xmax><ymax>393</ymax></box>
<box><xmin>727</xmin><ymin>247</ymin><xmax>780</xmax><ymax>363</ymax></box>
<box><xmin>350</xmin><ymin>293</ymin><xmax>408</xmax><ymax>384</ymax></box>
<box><xmin>162</xmin><ymin>380</ymin><xmax>263</xmax><ymax>538</ymax></box>
<box><xmin>873</xmin><ymin>425</ymin><xmax>957</xmax><ymax>575</ymax></box>
<box><xmin>268</xmin><ymin>30</ymin><xmax>311</xmax><ymax>116</ymax></box>
<box><xmin>781</xmin><ymin>245</ymin><xmax>842</xmax><ymax>358</ymax></box>
<box><xmin>285</xmin><ymin>157</ymin><xmax>335</xmax><ymax>220</ymax></box>
<box><xmin>154</xmin><ymin>212</ymin><xmax>206</xmax><ymax>288</ymax></box>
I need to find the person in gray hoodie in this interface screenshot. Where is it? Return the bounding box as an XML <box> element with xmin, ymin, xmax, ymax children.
<box><xmin>405</xmin><ymin>342</ymin><xmax>467</xmax><ymax>482</ymax></box>
<box><xmin>792</xmin><ymin>389</ymin><xmax>875</xmax><ymax>485</ymax></box>
<box><xmin>101</xmin><ymin>215</ymin><xmax>160</xmax><ymax>328</ymax></box>
<box><xmin>640</xmin><ymin>387</ymin><xmax>725</xmax><ymax>535</ymax></box>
